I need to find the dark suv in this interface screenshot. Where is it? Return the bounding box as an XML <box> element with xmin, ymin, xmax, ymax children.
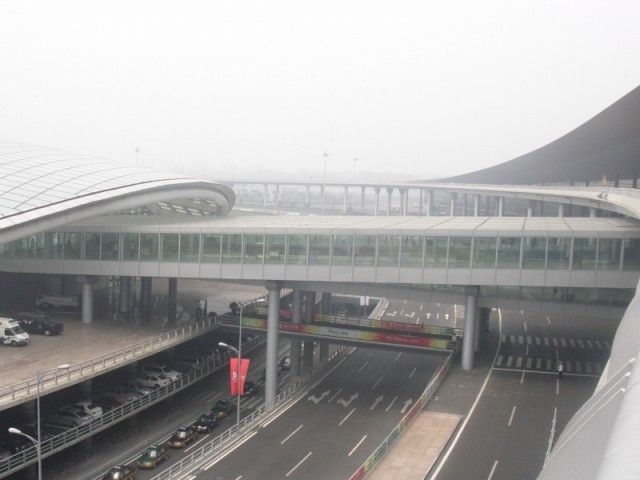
<box><xmin>15</xmin><ymin>312</ymin><xmax>63</xmax><ymax>336</ymax></box>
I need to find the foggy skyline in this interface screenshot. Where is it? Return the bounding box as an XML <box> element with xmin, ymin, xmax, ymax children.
<box><xmin>1</xmin><ymin>1</ymin><xmax>639</xmax><ymax>181</ymax></box>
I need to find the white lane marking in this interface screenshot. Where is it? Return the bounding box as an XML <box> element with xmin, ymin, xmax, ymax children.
<box><xmin>496</xmin><ymin>355</ymin><xmax>504</xmax><ymax>367</ymax></box>
<box><xmin>408</xmin><ymin>367</ymin><xmax>417</xmax><ymax>379</ymax></box>
<box><xmin>536</xmin><ymin>336</ymin><xmax>541</xmax><ymax>345</ymax></box>
<box><xmin>358</xmin><ymin>361</ymin><xmax>369</xmax><ymax>372</ymax></box>
<box><xmin>348</xmin><ymin>435</ymin><xmax>368</xmax><ymax>456</ymax></box>
<box><xmin>516</xmin><ymin>357</ymin><xmax>523</xmax><ymax>368</ymax></box>
<box><xmin>184</xmin><ymin>433</ymin><xmax>210</xmax><ymax>453</ymax></box>
<box><xmin>487</xmin><ymin>460</ymin><xmax>499</xmax><ymax>480</ymax></box>
<box><xmin>536</xmin><ymin>358</ymin><xmax>542</xmax><ymax>369</ymax></box>
<box><xmin>569</xmin><ymin>339</ymin><xmax>576</xmax><ymax>348</ymax></box>
<box><xmin>394</xmin><ymin>352</ymin><xmax>402</xmax><ymax>362</ymax></box>
<box><xmin>385</xmin><ymin>396</ymin><xmax>398</xmax><ymax>412</ymax></box>
<box><xmin>506</xmin><ymin>356</ymin><xmax>513</xmax><ymax>368</ymax></box>
<box><xmin>546</xmin><ymin>315</ymin><xmax>551</xmax><ymax>325</ymax></box>
<box><xmin>431</xmin><ymin>308</ymin><xmax>502</xmax><ymax>480</ymax></box>
<box><xmin>552</xmin><ymin>338</ymin><xmax>558</xmax><ymax>347</ymax></box>
<box><xmin>501</xmin><ymin>334</ymin><xmax>506</xmax><ymax>343</ymax></box>
<box><xmin>510</xmin><ymin>335</ymin><xmax>515</xmax><ymax>343</ymax></box>
<box><xmin>561</xmin><ymin>338</ymin><xmax>567</xmax><ymax>347</ymax></box>
<box><xmin>556</xmin><ymin>379</ymin><xmax>559</xmax><ymax>395</ymax></box>
<box><xmin>520</xmin><ymin>370</ymin><xmax>525</xmax><ymax>384</ymax></box>
<box><xmin>235</xmin><ymin>476</ymin><xmax>243</xmax><ymax>480</ymax></box>
<box><xmin>202</xmin><ymin>431</ymin><xmax>258</xmax><ymax>470</ymax></box>
<box><xmin>285</xmin><ymin>451</ymin><xmax>312</xmax><ymax>477</ymax></box>
<box><xmin>373</xmin><ymin>376</ymin><xmax>384</xmax><ymax>389</ymax></box>
<box><xmin>544</xmin><ymin>337</ymin><xmax>550</xmax><ymax>347</ymax></box>
<box><xmin>527</xmin><ymin>336</ymin><xmax>532</xmax><ymax>345</ymax></box>
<box><xmin>508</xmin><ymin>405</ymin><xmax>517</xmax><ymax>427</ymax></box>
<box><xmin>523</xmin><ymin>322</ymin><xmax>527</xmax><ymax>332</ymax></box>
<box><xmin>518</xmin><ymin>335</ymin><xmax>523</xmax><ymax>344</ymax></box>
<box><xmin>526</xmin><ymin>358</ymin><xmax>532</xmax><ymax>369</ymax></box>
<box><xmin>281</xmin><ymin>424</ymin><xmax>304</xmax><ymax>445</ymax></box>
<box><xmin>370</xmin><ymin>395</ymin><xmax>383</xmax><ymax>410</ymax></box>
<box><xmin>339</xmin><ymin>408</ymin><xmax>356</xmax><ymax>426</ymax></box>
<box><xmin>328</xmin><ymin>388</ymin><xmax>343</xmax><ymax>403</ymax></box>
<box><xmin>595</xmin><ymin>340</ymin><xmax>602</xmax><ymax>350</ymax></box>
<box><xmin>401</xmin><ymin>398</ymin><xmax>413</xmax><ymax>414</ymax></box>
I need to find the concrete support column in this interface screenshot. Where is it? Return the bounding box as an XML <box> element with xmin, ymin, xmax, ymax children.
<box><xmin>360</xmin><ymin>187</ymin><xmax>366</xmax><ymax>213</ymax></box>
<box><xmin>119</xmin><ymin>276</ymin><xmax>131</xmax><ymax>314</ymax></box>
<box><xmin>386</xmin><ymin>187</ymin><xmax>393</xmax><ymax>216</ymax></box>
<box><xmin>462</xmin><ymin>194</ymin><xmax>468</xmax><ymax>216</ymax></box>
<box><xmin>343</xmin><ymin>185</ymin><xmax>349</xmax><ymax>214</ymax></box>
<box><xmin>140</xmin><ymin>277</ymin><xmax>152</xmax><ymax>321</ymax></box>
<box><xmin>462</xmin><ymin>291</ymin><xmax>478</xmax><ymax>370</ymax></box>
<box><xmin>497</xmin><ymin>197</ymin><xmax>504</xmax><ymax>217</ymax></box>
<box><xmin>418</xmin><ymin>190</ymin><xmax>424</xmax><ymax>215</ymax></box>
<box><xmin>426</xmin><ymin>190</ymin><xmax>433</xmax><ymax>216</ymax></box>
<box><xmin>590</xmin><ymin>207</ymin><xmax>598</xmax><ymax>218</ymax></box>
<box><xmin>265</xmin><ymin>282</ymin><xmax>281</xmax><ymax>405</ymax></box>
<box><xmin>305</xmin><ymin>185</ymin><xmax>311</xmax><ymax>208</ymax></box>
<box><xmin>167</xmin><ymin>278</ymin><xmax>177</xmax><ymax>327</ymax></box>
<box><xmin>473</xmin><ymin>195</ymin><xmax>480</xmax><ymax>217</ymax></box>
<box><xmin>558</xmin><ymin>204</ymin><xmax>565</xmax><ymax>218</ymax></box>
<box><xmin>449</xmin><ymin>194</ymin><xmax>456</xmax><ymax>216</ymax></box>
<box><xmin>303</xmin><ymin>292</ymin><xmax>315</xmax><ymax>371</ymax></box>
<box><xmin>400</xmin><ymin>189</ymin><xmax>407</xmax><ymax>216</ymax></box>
<box><xmin>526</xmin><ymin>201</ymin><xmax>534</xmax><ymax>217</ymax></box>
<box><xmin>374</xmin><ymin>187</ymin><xmax>381</xmax><ymax>216</ymax></box>
<box><xmin>263</xmin><ymin>184</ymin><xmax>268</xmax><ymax>208</ymax></box>
<box><xmin>81</xmin><ymin>279</ymin><xmax>93</xmax><ymax>324</ymax></box>
<box><xmin>320</xmin><ymin>185</ymin><xmax>326</xmax><ymax>213</ymax></box>
<box><xmin>319</xmin><ymin>342</ymin><xmax>329</xmax><ymax>362</ymax></box>
<box><xmin>320</xmin><ymin>292</ymin><xmax>332</xmax><ymax>317</ymax></box>
<box><xmin>290</xmin><ymin>290</ymin><xmax>303</xmax><ymax>377</ymax></box>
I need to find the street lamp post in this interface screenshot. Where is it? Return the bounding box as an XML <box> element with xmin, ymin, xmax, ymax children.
<box><xmin>26</xmin><ymin>364</ymin><xmax>71</xmax><ymax>480</ymax></box>
<box><xmin>219</xmin><ymin>303</ymin><xmax>243</xmax><ymax>433</ymax></box>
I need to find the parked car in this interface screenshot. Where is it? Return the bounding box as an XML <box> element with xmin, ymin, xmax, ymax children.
<box><xmin>167</xmin><ymin>426</ymin><xmax>197</xmax><ymax>448</ymax></box>
<box><xmin>94</xmin><ymin>395</ymin><xmax>126</xmax><ymax>412</ymax></box>
<box><xmin>104</xmin><ymin>386</ymin><xmax>140</xmax><ymax>403</ymax></box>
<box><xmin>242</xmin><ymin>380</ymin><xmax>259</xmax><ymax>397</ymax></box>
<box><xmin>72</xmin><ymin>400</ymin><xmax>103</xmax><ymax>419</ymax></box>
<box><xmin>211</xmin><ymin>399</ymin><xmax>234</xmax><ymax>419</ymax></box>
<box><xmin>101</xmin><ymin>465</ymin><xmax>136</xmax><ymax>480</ymax></box>
<box><xmin>15</xmin><ymin>312</ymin><xmax>63</xmax><ymax>336</ymax></box>
<box><xmin>136</xmin><ymin>445</ymin><xmax>169</xmax><ymax>469</ymax></box>
<box><xmin>279</xmin><ymin>354</ymin><xmax>291</xmax><ymax>371</ymax></box>
<box><xmin>194</xmin><ymin>412</ymin><xmax>218</xmax><ymax>433</ymax></box>
<box><xmin>35</xmin><ymin>294</ymin><xmax>79</xmax><ymax>312</ymax></box>
<box><xmin>136</xmin><ymin>374</ymin><xmax>172</xmax><ymax>389</ymax></box>
<box><xmin>49</xmin><ymin>405</ymin><xmax>93</xmax><ymax>428</ymax></box>
<box><xmin>141</xmin><ymin>364</ymin><xmax>181</xmax><ymax>382</ymax></box>
<box><xmin>0</xmin><ymin>317</ymin><xmax>30</xmax><ymax>346</ymax></box>
<box><xmin>125</xmin><ymin>381</ymin><xmax>153</xmax><ymax>396</ymax></box>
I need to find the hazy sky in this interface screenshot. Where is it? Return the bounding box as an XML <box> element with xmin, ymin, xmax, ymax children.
<box><xmin>0</xmin><ymin>1</ymin><xmax>639</xmax><ymax>181</ymax></box>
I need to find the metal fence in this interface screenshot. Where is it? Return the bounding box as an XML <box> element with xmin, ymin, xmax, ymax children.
<box><xmin>149</xmin><ymin>346</ymin><xmax>353</xmax><ymax>480</ymax></box>
<box><xmin>0</xmin><ymin>317</ymin><xmax>217</xmax><ymax>411</ymax></box>
<box><xmin>0</xmin><ymin>335</ymin><xmax>266</xmax><ymax>479</ymax></box>
<box><xmin>348</xmin><ymin>351</ymin><xmax>454</xmax><ymax>480</ymax></box>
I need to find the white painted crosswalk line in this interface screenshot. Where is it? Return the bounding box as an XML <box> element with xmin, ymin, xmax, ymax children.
<box><xmin>586</xmin><ymin>362</ymin><xmax>592</xmax><ymax>374</ymax></box>
<box><xmin>576</xmin><ymin>361</ymin><xmax>583</xmax><ymax>373</ymax></box>
<box><xmin>536</xmin><ymin>358</ymin><xmax>542</xmax><ymax>369</ymax></box>
<box><xmin>560</xmin><ymin>338</ymin><xmax>567</xmax><ymax>347</ymax></box>
<box><xmin>527</xmin><ymin>336</ymin><xmax>532</xmax><ymax>345</ymax></box>
<box><xmin>501</xmin><ymin>334</ymin><xmax>506</xmax><ymax>343</ymax></box>
<box><xmin>552</xmin><ymin>338</ymin><xmax>558</xmax><ymax>347</ymax></box>
<box><xmin>518</xmin><ymin>335</ymin><xmax>523</xmax><ymax>344</ymax></box>
<box><xmin>587</xmin><ymin>340</ymin><xmax>593</xmax><ymax>349</ymax></box>
<box><xmin>536</xmin><ymin>337</ymin><xmax>541</xmax><ymax>346</ymax></box>
<box><xmin>544</xmin><ymin>337</ymin><xmax>550</xmax><ymax>347</ymax></box>
<box><xmin>569</xmin><ymin>339</ymin><xmax>576</xmax><ymax>348</ymax></box>
<box><xmin>595</xmin><ymin>340</ymin><xmax>603</xmax><ymax>350</ymax></box>
<box><xmin>516</xmin><ymin>357</ymin><xmax>523</xmax><ymax>368</ymax></box>
<box><xmin>578</xmin><ymin>339</ymin><xmax>585</xmax><ymax>348</ymax></box>
<box><xmin>496</xmin><ymin>355</ymin><xmax>504</xmax><ymax>367</ymax></box>
<box><xmin>526</xmin><ymin>358</ymin><xmax>532</xmax><ymax>369</ymax></box>
<box><xmin>510</xmin><ymin>335</ymin><xmax>515</xmax><ymax>344</ymax></box>
<box><xmin>506</xmin><ymin>356</ymin><xmax>513</xmax><ymax>368</ymax></box>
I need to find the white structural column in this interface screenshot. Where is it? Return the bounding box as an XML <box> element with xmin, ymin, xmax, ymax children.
<box><xmin>119</xmin><ymin>276</ymin><xmax>131</xmax><ymax>315</ymax></box>
<box><xmin>558</xmin><ymin>204</ymin><xmax>565</xmax><ymax>217</ymax></box>
<box><xmin>263</xmin><ymin>184</ymin><xmax>269</xmax><ymax>208</ymax></box>
<box><xmin>386</xmin><ymin>187</ymin><xmax>393</xmax><ymax>215</ymax></box>
<box><xmin>274</xmin><ymin>185</ymin><xmax>280</xmax><ymax>210</ymax></box>
<box><xmin>497</xmin><ymin>197</ymin><xmax>504</xmax><ymax>217</ymax></box>
<box><xmin>450</xmin><ymin>194</ymin><xmax>456</xmax><ymax>216</ymax></box>
<box><xmin>473</xmin><ymin>195</ymin><xmax>480</xmax><ymax>217</ymax></box>
<box><xmin>265</xmin><ymin>282</ymin><xmax>281</xmax><ymax>405</ymax></box>
<box><xmin>374</xmin><ymin>187</ymin><xmax>381</xmax><ymax>216</ymax></box>
<box><xmin>303</xmin><ymin>292</ymin><xmax>315</xmax><ymax>371</ymax></box>
<box><xmin>426</xmin><ymin>190</ymin><xmax>433</xmax><ymax>216</ymax></box>
<box><xmin>400</xmin><ymin>189</ymin><xmax>407</xmax><ymax>216</ymax></box>
<box><xmin>418</xmin><ymin>190</ymin><xmax>424</xmax><ymax>215</ymax></box>
<box><xmin>590</xmin><ymin>207</ymin><xmax>598</xmax><ymax>218</ymax></box>
<box><xmin>343</xmin><ymin>185</ymin><xmax>349</xmax><ymax>214</ymax></box>
<box><xmin>290</xmin><ymin>290</ymin><xmax>303</xmax><ymax>377</ymax></box>
<box><xmin>527</xmin><ymin>201</ymin><xmax>534</xmax><ymax>217</ymax></box>
<box><xmin>80</xmin><ymin>276</ymin><xmax>93</xmax><ymax>324</ymax></box>
<box><xmin>320</xmin><ymin>185</ymin><xmax>326</xmax><ymax>213</ymax></box>
<box><xmin>462</xmin><ymin>290</ymin><xmax>478</xmax><ymax>370</ymax></box>
<box><xmin>360</xmin><ymin>186</ymin><xmax>366</xmax><ymax>213</ymax></box>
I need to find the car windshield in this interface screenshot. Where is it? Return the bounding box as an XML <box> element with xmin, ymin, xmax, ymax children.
<box><xmin>9</xmin><ymin>326</ymin><xmax>26</xmax><ymax>335</ymax></box>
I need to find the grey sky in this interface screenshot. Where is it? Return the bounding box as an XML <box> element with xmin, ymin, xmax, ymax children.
<box><xmin>0</xmin><ymin>1</ymin><xmax>639</xmax><ymax>181</ymax></box>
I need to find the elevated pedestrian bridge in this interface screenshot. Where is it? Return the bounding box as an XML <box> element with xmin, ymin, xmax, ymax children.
<box><xmin>1</xmin><ymin>215</ymin><xmax>639</xmax><ymax>290</ymax></box>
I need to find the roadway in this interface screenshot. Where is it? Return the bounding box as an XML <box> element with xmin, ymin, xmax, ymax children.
<box><xmin>198</xmin><ymin>347</ymin><xmax>445</xmax><ymax>480</ymax></box>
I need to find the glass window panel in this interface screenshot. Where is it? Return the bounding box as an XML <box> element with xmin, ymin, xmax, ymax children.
<box><xmin>573</xmin><ymin>238</ymin><xmax>597</xmax><ymax>270</ymax></box>
<box><xmin>27</xmin><ymin>234</ymin><xmax>45</xmax><ymax>259</ymax></box>
<box><xmin>547</xmin><ymin>237</ymin><xmax>571</xmax><ymax>269</ymax></box>
<box><xmin>497</xmin><ymin>237</ymin><xmax>521</xmax><ymax>268</ymax></box>
<box><xmin>160</xmin><ymin>234</ymin><xmax>179</xmax><ymax>262</ymax></box>
<box><xmin>473</xmin><ymin>237</ymin><xmax>497</xmax><ymax>268</ymax></box>
<box><xmin>221</xmin><ymin>234</ymin><xmax>242</xmax><ymax>263</ymax></box>
<box><xmin>597</xmin><ymin>238</ymin><xmax>622</xmax><ymax>271</ymax></box>
<box><xmin>122</xmin><ymin>233</ymin><xmax>139</xmax><ymax>261</ymax></box>
<box><xmin>85</xmin><ymin>233</ymin><xmax>100</xmax><ymax>260</ymax></box>
<box><xmin>140</xmin><ymin>234</ymin><xmax>159</xmax><ymax>261</ymax></box>
<box><xmin>101</xmin><ymin>233</ymin><xmax>119</xmax><ymax>261</ymax></box>
<box><xmin>522</xmin><ymin>237</ymin><xmax>546</xmax><ymax>269</ymax></box>
<box><xmin>623</xmin><ymin>239</ymin><xmax>640</xmax><ymax>271</ymax></box>
<box><xmin>265</xmin><ymin>235</ymin><xmax>285</xmax><ymax>264</ymax></box>
<box><xmin>448</xmin><ymin>237</ymin><xmax>472</xmax><ymax>268</ymax></box>
<box><xmin>354</xmin><ymin>236</ymin><xmax>376</xmax><ymax>266</ymax></box>
<box><xmin>424</xmin><ymin>237</ymin><xmax>448</xmax><ymax>267</ymax></box>
<box><xmin>309</xmin><ymin>235</ymin><xmax>330</xmax><ymax>265</ymax></box>
<box><xmin>64</xmin><ymin>232</ymin><xmax>82</xmax><ymax>260</ymax></box>
<box><xmin>377</xmin><ymin>236</ymin><xmax>400</xmax><ymax>267</ymax></box>
<box><xmin>180</xmin><ymin>234</ymin><xmax>200</xmax><ymax>262</ymax></box>
<box><xmin>400</xmin><ymin>236</ymin><xmax>423</xmax><ymax>267</ymax></box>
<box><xmin>286</xmin><ymin>235</ymin><xmax>307</xmax><ymax>265</ymax></box>
<box><xmin>0</xmin><ymin>242</ymin><xmax>9</xmax><ymax>259</ymax></box>
<box><xmin>243</xmin><ymin>234</ymin><xmax>264</xmax><ymax>264</ymax></box>
<box><xmin>10</xmin><ymin>238</ymin><xmax>28</xmax><ymax>259</ymax></box>
<box><xmin>332</xmin><ymin>235</ymin><xmax>353</xmax><ymax>266</ymax></box>
<box><xmin>202</xmin><ymin>234</ymin><xmax>221</xmax><ymax>263</ymax></box>
<box><xmin>47</xmin><ymin>232</ymin><xmax>64</xmax><ymax>259</ymax></box>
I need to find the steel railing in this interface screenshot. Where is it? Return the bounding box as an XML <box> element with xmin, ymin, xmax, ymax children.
<box><xmin>0</xmin><ymin>335</ymin><xmax>266</xmax><ymax>479</ymax></box>
<box><xmin>0</xmin><ymin>317</ymin><xmax>218</xmax><ymax>410</ymax></box>
<box><xmin>148</xmin><ymin>346</ymin><xmax>353</xmax><ymax>480</ymax></box>
<box><xmin>313</xmin><ymin>313</ymin><xmax>461</xmax><ymax>337</ymax></box>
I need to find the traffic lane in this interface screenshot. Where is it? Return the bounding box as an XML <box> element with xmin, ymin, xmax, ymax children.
<box><xmin>204</xmin><ymin>348</ymin><xmax>444</xmax><ymax>480</ymax></box>
<box><xmin>500</xmin><ymin>310</ymin><xmax>618</xmax><ymax>341</ymax></box>
<box><xmin>381</xmin><ymin>299</ymin><xmax>462</xmax><ymax>328</ymax></box>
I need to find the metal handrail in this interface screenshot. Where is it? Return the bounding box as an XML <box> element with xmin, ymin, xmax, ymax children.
<box><xmin>313</xmin><ymin>313</ymin><xmax>461</xmax><ymax>337</ymax></box>
<box><xmin>0</xmin><ymin>317</ymin><xmax>217</xmax><ymax>409</ymax></box>
<box><xmin>148</xmin><ymin>346</ymin><xmax>352</xmax><ymax>480</ymax></box>
<box><xmin>0</xmin><ymin>335</ymin><xmax>266</xmax><ymax>478</ymax></box>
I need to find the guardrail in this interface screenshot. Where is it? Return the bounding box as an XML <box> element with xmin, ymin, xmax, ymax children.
<box><xmin>0</xmin><ymin>335</ymin><xmax>266</xmax><ymax>479</ymax></box>
<box><xmin>369</xmin><ymin>298</ymin><xmax>388</xmax><ymax>320</ymax></box>
<box><xmin>0</xmin><ymin>317</ymin><xmax>217</xmax><ymax>411</ymax></box>
<box><xmin>149</xmin><ymin>346</ymin><xmax>353</xmax><ymax>480</ymax></box>
<box><xmin>314</xmin><ymin>313</ymin><xmax>461</xmax><ymax>338</ymax></box>
<box><xmin>348</xmin><ymin>351</ymin><xmax>454</xmax><ymax>480</ymax></box>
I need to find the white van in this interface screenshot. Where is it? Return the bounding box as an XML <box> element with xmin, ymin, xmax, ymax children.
<box><xmin>0</xmin><ymin>317</ymin><xmax>30</xmax><ymax>346</ymax></box>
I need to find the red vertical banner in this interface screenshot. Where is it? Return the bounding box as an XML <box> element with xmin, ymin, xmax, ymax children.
<box><xmin>229</xmin><ymin>358</ymin><xmax>251</xmax><ymax>396</ymax></box>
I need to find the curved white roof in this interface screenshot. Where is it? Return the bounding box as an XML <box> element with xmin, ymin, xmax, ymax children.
<box><xmin>0</xmin><ymin>140</ymin><xmax>235</xmax><ymax>242</ymax></box>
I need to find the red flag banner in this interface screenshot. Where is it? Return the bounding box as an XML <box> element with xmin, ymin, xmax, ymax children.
<box><xmin>229</xmin><ymin>357</ymin><xmax>251</xmax><ymax>396</ymax></box>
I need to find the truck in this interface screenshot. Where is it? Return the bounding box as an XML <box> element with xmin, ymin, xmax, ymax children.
<box><xmin>15</xmin><ymin>312</ymin><xmax>64</xmax><ymax>335</ymax></box>
<box><xmin>0</xmin><ymin>317</ymin><xmax>30</xmax><ymax>346</ymax></box>
<box><xmin>35</xmin><ymin>294</ymin><xmax>80</xmax><ymax>312</ymax></box>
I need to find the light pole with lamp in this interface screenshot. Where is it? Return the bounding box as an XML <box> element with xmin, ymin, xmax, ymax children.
<box><xmin>218</xmin><ymin>302</ymin><xmax>243</xmax><ymax>433</ymax></box>
<box><xmin>10</xmin><ymin>363</ymin><xmax>71</xmax><ymax>480</ymax></box>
